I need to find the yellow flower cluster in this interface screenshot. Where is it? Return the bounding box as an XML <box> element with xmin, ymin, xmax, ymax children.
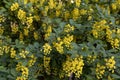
<box><xmin>10</xmin><ymin>48</ymin><xmax>16</xmax><ymax>58</ymax></box>
<box><xmin>96</xmin><ymin>63</ymin><xmax>105</xmax><ymax>79</ymax></box>
<box><xmin>87</xmin><ymin>55</ymin><xmax>96</xmax><ymax>63</ymax></box>
<box><xmin>64</xmin><ymin>24</ymin><xmax>74</xmax><ymax>33</ymax></box>
<box><xmin>16</xmin><ymin>63</ymin><xmax>29</xmax><ymax>78</ymax></box>
<box><xmin>56</xmin><ymin>10</ymin><xmax>61</xmax><ymax>17</ymax></box>
<box><xmin>92</xmin><ymin>20</ymin><xmax>109</xmax><ymax>38</ymax></box>
<box><xmin>111</xmin><ymin>0</ymin><xmax>120</xmax><ymax>11</ymax></box>
<box><xmin>48</xmin><ymin>0</ymin><xmax>56</xmax><ymax>9</ymax></box>
<box><xmin>105</xmin><ymin>56</ymin><xmax>116</xmax><ymax>73</ymax></box>
<box><xmin>43</xmin><ymin>43</ymin><xmax>52</xmax><ymax>55</ymax></box>
<box><xmin>3</xmin><ymin>46</ymin><xmax>10</xmax><ymax>54</ymax></box>
<box><xmin>11</xmin><ymin>23</ymin><xmax>18</xmax><ymax>34</ymax></box>
<box><xmin>110</xmin><ymin>38</ymin><xmax>119</xmax><ymax>49</ymax></box>
<box><xmin>0</xmin><ymin>26</ymin><xmax>4</xmax><ymax>35</ymax></box>
<box><xmin>106</xmin><ymin>28</ymin><xmax>120</xmax><ymax>49</ymax></box>
<box><xmin>106</xmin><ymin>28</ymin><xmax>112</xmax><ymax>42</ymax></box>
<box><xmin>64</xmin><ymin>10</ymin><xmax>70</xmax><ymax>20</ymax></box>
<box><xmin>10</xmin><ymin>2</ymin><xmax>19</xmax><ymax>11</ymax></box>
<box><xmin>17</xmin><ymin>9</ymin><xmax>26</xmax><ymax>21</ymax></box>
<box><xmin>34</xmin><ymin>31</ymin><xmax>39</xmax><ymax>40</ymax></box>
<box><xmin>0</xmin><ymin>15</ymin><xmax>5</xmax><ymax>23</ymax></box>
<box><xmin>40</xmin><ymin>0</ymin><xmax>45</xmax><ymax>7</ymax></box>
<box><xmin>44</xmin><ymin>25</ymin><xmax>52</xmax><ymax>40</ymax></box>
<box><xmin>63</xmin><ymin>34</ymin><xmax>73</xmax><ymax>48</ymax></box>
<box><xmin>23</xmin><ymin>27</ymin><xmax>29</xmax><ymax>36</ymax></box>
<box><xmin>23</xmin><ymin>0</ymin><xmax>38</xmax><ymax>4</ymax></box>
<box><xmin>55</xmin><ymin>2</ymin><xmax>62</xmax><ymax>17</ymax></box>
<box><xmin>72</xmin><ymin>8</ymin><xmax>79</xmax><ymax>20</ymax></box>
<box><xmin>26</xmin><ymin>16</ymin><xmax>33</xmax><ymax>26</ymax></box>
<box><xmin>16</xmin><ymin>76</ymin><xmax>27</xmax><ymax>80</ymax></box>
<box><xmin>19</xmin><ymin>50</ymin><xmax>29</xmax><ymax>58</ymax></box>
<box><xmin>19</xmin><ymin>32</ymin><xmax>24</xmax><ymax>41</ymax></box>
<box><xmin>44</xmin><ymin>56</ymin><xmax>51</xmax><ymax>74</ymax></box>
<box><xmin>53</xmin><ymin>40</ymin><xmax>64</xmax><ymax>54</ymax></box>
<box><xmin>75</xmin><ymin>0</ymin><xmax>81</xmax><ymax>7</ymax></box>
<box><xmin>34</xmin><ymin>15</ymin><xmax>40</xmax><ymax>21</ymax></box>
<box><xmin>21</xmin><ymin>66</ymin><xmax>29</xmax><ymax>77</ymax></box>
<box><xmin>63</xmin><ymin>56</ymin><xmax>84</xmax><ymax>78</ymax></box>
<box><xmin>79</xmin><ymin>9</ymin><xmax>87</xmax><ymax>15</ymax></box>
<box><xmin>111</xmin><ymin>3</ymin><xmax>117</xmax><ymax>10</ymax></box>
<box><xmin>0</xmin><ymin>46</ymin><xmax>10</xmax><ymax>55</ymax></box>
<box><xmin>27</xmin><ymin>55</ymin><xmax>36</xmax><ymax>67</ymax></box>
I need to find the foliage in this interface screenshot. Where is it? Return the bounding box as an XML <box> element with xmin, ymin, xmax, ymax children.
<box><xmin>0</xmin><ymin>0</ymin><xmax>120</xmax><ymax>80</ymax></box>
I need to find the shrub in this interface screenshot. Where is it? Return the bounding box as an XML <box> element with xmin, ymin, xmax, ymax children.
<box><xmin>0</xmin><ymin>0</ymin><xmax>120</xmax><ymax>80</ymax></box>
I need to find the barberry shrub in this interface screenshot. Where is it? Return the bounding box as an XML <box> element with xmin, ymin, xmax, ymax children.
<box><xmin>0</xmin><ymin>0</ymin><xmax>120</xmax><ymax>80</ymax></box>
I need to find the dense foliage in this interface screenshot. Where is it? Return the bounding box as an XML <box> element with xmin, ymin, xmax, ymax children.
<box><xmin>0</xmin><ymin>0</ymin><xmax>120</xmax><ymax>80</ymax></box>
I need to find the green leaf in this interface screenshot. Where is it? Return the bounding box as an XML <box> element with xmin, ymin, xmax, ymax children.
<box><xmin>111</xmin><ymin>74</ymin><xmax>120</xmax><ymax>79</ymax></box>
<box><xmin>7</xmin><ymin>75</ymin><xmax>14</xmax><ymax>79</ymax></box>
<box><xmin>34</xmin><ymin>42</ymin><xmax>39</xmax><ymax>48</ymax></box>
<box><xmin>10</xmin><ymin>69</ymin><xmax>17</xmax><ymax>76</ymax></box>
<box><xmin>69</xmin><ymin>19</ymin><xmax>75</xmax><ymax>25</ymax></box>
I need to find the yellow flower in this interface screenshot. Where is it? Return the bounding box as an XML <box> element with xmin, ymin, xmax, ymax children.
<box><xmin>26</xmin><ymin>16</ymin><xmax>33</xmax><ymax>25</ymax></box>
<box><xmin>63</xmin><ymin>34</ymin><xmax>74</xmax><ymax>48</ymax></box>
<box><xmin>19</xmin><ymin>50</ymin><xmax>29</xmax><ymax>58</ymax></box>
<box><xmin>96</xmin><ymin>63</ymin><xmax>105</xmax><ymax>79</ymax></box>
<box><xmin>0</xmin><ymin>26</ymin><xmax>4</xmax><ymax>35</ymax></box>
<box><xmin>48</xmin><ymin>0</ymin><xmax>56</xmax><ymax>9</ymax></box>
<box><xmin>111</xmin><ymin>3</ymin><xmax>117</xmax><ymax>10</ymax></box>
<box><xmin>80</xmin><ymin>9</ymin><xmax>87</xmax><ymax>15</ymax></box>
<box><xmin>16</xmin><ymin>76</ymin><xmax>27</xmax><ymax>80</ymax></box>
<box><xmin>10</xmin><ymin>2</ymin><xmax>19</xmax><ymax>11</ymax></box>
<box><xmin>64</xmin><ymin>10</ymin><xmax>70</xmax><ymax>20</ymax></box>
<box><xmin>92</xmin><ymin>30</ymin><xmax>98</xmax><ymax>38</ymax></box>
<box><xmin>63</xmin><ymin>56</ymin><xmax>84</xmax><ymax>78</ymax></box>
<box><xmin>0</xmin><ymin>15</ymin><xmax>5</xmax><ymax>22</ymax></box>
<box><xmin>16</xmin><ymin>63</ymin><xmax>29</xmax><ymax>77</ymax></box>
<box><xmin>40</xmin><ymin>0</ymin><xmax>45</xmax><ymax>6</ymax></box>
<box><xmin>19</xmin><ymin>32</ymin><xmax>24</xmax><ymax>41</ymax></box>
<box><xmin>88</xmin><ymin>16</ymin><xmax>92</xmax><ymax>20</ymax></box>
<box><xmin>87</xmin><ymin>55</ymin><xmax>96</xmax><ymax>63</ymax></box>
<box><xmin>44</xmin><ymin>25</ymin><xmax>52</xmax><ymax>40</ymax></box>
<box><xmin>43</xmin><ymin>43</ymin><xmax>52</xmax><ymax>55</ymax></box>
<box><xmin>24</xmin><ymin>0</ymin><xmax>28</xmax><ymax>4</ymax></box>
<box><xmin>53</xmin><ymin>41</ymin><xmax>64</xmax><ymax>54</ymax></box>
<box><xmin>21</xmin><ymin>66</ymin><xmax>29</xmax><ymax>77</ymax></box>
<box><xmin>3</xmin><ymin>46</ymin><xmax>10</xmax><ymax>54</ymax></box>
<box><xmin>72</xmin><ymin>8</ymin><xmax>79</xmax><ymax>20</ymax></box>
<box><xmin>105</xmin><ymin>56</ymin><xmax>116</xmax><ymax>73</ymax></box>
<box><xmin>64</xmin><ymin>24</ymin><xmax>74</xmax><ymax>33</ymax></box>
<box><xmin>46</xmin><ymin>26</ymin><xmax>52</xmax><ymax>33</ymax></box>
<box><xmin>28</xmin><ymin>57</ymin><xmax>36</xmax><ymax>67</ymax></box>
<box><xmin>44</xmin><ymin>56</ymin><xmax>51</xmax><ymax>74</ymax></box>
<box><xmin>11</xmin><ymin>23</ymin><xmax>18</xmax><ymax>34</ymax></box>
<box><xmin>56</xmin><ymin>10</ymin><xmax>61</xmax><ymax>17</ymax></box>
<box><xmin>34</xmin><ymin>15</ymin><xmax>40</xmax><ymax>21</ymax></box>
<box><xmin>34</xmin><ymin>31</ymin><xmax>39</xmax><ymax>40</ymax></box>
<box><xmin>23</xmin><ymin>27</ymin><xmax>29</xmax><ymax>36</ymax></box>
<box><xmin>17</xmin><ymin>9</ymin><xmax>26</xmax><ymax>21</ymax></box>
<box><xmin>75</xmin><ymin>0</ymin><xmax>81</xmax><ymax>7</ymax></box>
<box><xmin>56</xmin><ymin>1</ymin><xmax>63</xmax><ymax>10</ymax></box>
<box><xmin>110</xmin><ymin>38</ymin><xmax>119</xmax><ymax>49</ymax></box>
<box><xmin>16</xmin><ymin>62</ymin><xmax>22</xmax><ymax>71</ymax></box>
<box><xmin>10</xmin><ymin>48</ymin><xmax>16</xmax><ymax>58</ymax></box>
